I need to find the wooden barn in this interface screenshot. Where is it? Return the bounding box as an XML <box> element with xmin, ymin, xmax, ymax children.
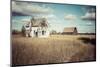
<box><xmin>62</xmin><ymin>27</ymin><xmax>78</xmax><ymax>35</ymax></box>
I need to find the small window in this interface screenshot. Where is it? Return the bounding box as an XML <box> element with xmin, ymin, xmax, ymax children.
<box><xmin>34</xmin><ymin>30</ymin><xmax>35</xmax><ymax>33</ymax></box>
<box><xmin>42</xmin><ymin>31</ymin><xmax>46</xmax><ymax>35</ymax></box>
<box><xmin>42</xmin><ymin>31</ymin><xmax>44</xmax><ymax>35</ymax></box>
<box><xmin>26</xmin><ymin>25</ymin><xmax>29</xmax><ymax>28</ymax></box>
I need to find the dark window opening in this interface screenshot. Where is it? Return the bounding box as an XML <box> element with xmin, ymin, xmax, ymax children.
<box><xmin>34</xmin><ymin>30</ymin><xmax>38</xmax><ymax>37</ymax></box>
<box><xmin>26</xmin><ymin>26</ymin><xmax>29</xmax><ymax>28</ymax></box>
<box><xmin>42</xmin><ymin>31</ymin><xmax>45</xmax><ymax>35</ymax></box>
<box><xmin>36</xmin><ymin>32</ymin><xmax>38</xmax><ymax>37</ymax></box>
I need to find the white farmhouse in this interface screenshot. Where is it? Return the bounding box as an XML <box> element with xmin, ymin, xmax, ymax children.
<box><xmin>23</xmin><ymin>17</ymin><xmax>49</xmax><ymax>38</ymax></box>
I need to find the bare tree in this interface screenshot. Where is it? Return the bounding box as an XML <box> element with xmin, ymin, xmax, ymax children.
<box><xmin>21</xmin><ymin>25</ymin><xmax>26</xmax><ymax>36</ymax></box>
<box><xmin>51</xmin><ymin>30</ymin><xmax>57</xmax><ymax>35</ymax></box>
<box><xmin>40</xmin><ymin>18</ymin><xmax>48</xmax><ymax>28</ymax></box>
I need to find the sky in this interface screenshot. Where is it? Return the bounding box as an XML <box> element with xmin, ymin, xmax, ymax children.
<box><xmin>12</xmin><ymin>1</ymin><xmax>96</xmax><ymax>33</ymax></box>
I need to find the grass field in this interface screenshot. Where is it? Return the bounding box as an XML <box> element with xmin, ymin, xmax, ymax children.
<box><xmin>12</xmin><ymin>34</ymin><xmax>96</xmax><ymax>65</ymax></box>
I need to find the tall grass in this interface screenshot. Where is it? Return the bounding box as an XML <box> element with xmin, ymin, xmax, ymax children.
<box><xmin>12</xmin><ymin>35</ymin><xmax>96</xmax><ymax>65</ymax></box>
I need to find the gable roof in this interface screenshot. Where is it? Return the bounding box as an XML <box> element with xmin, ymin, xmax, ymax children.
<box><xmin>31</xmin><ymin>17</ymin><xmax>48</xmax><ymax>27</ymax></box>
<box><xmin>63</xmin><ymin>27</ymin><xmax>77</xmax><ymax>33</ymax></box>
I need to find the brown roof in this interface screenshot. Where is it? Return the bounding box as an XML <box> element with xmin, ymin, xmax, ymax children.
<box><xmin>31</xmin><ymin>18</ymin><xmax>48</xmax><ymax>27</ymax></box>
<box><xmin>63</xmin><ymin>27</ymin><xmax>77</xmax><ymax>33</ymax></box>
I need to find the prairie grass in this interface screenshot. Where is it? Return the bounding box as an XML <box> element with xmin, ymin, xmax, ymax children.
<box><xmin>12</xmin><ymin>35</ymin><xmax>96</xmax><ymax>65</ymax></box>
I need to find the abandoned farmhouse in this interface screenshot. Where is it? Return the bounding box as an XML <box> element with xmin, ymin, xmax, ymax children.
<box><xmin>23</xmin><ymin>17</ymin><xmax>49</xmax><ymax>38</ymax></box>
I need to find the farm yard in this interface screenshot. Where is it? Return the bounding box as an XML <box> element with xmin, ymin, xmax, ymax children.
<box><xmin>12</xmin><ymin>34</ymin><xmax>96</xmax><ymax>66</ymax></box>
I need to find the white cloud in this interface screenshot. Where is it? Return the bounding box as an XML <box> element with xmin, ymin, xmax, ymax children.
<box><xmin>64</xmin><ymin>14</ymin><xmax>77</xmax><ymax>20</ymax></box>
<box><xmin>12</xmin><ymin>17</ymin><xmax>31</xmax><ymax>24</ymax></box>
<box><xmin>46</xmin><ymin>14</ymin><xmax>56</xmax><ymax>18</ymax></box>
<box><xmin>20</xmin><ymin>18</ymin><xmax>31</xmax><ymax>23</ymax></box>
<box><xmin>81</xmin><ymin>12</ymin><xmax>96</xmax><ymax>21</ymax></box>
<box><xmin>81</xmin><ymin>7</ymin><xmax>96</xmax><ymax>21</ymax></box>
<box><xmin>12</xmin><ymin>1</ymin><xmax>53</xmax><ymax>16</ymax></box>
<box><xmin>29</xmin><ymin>14</ymin><xmax>57</xmax><ymax>21</ymax></box>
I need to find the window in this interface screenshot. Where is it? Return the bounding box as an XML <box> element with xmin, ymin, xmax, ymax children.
<box><xmin>42</xmin><ymin>30</ymin><xmax>44</xmax><ymax>35</ymax></box>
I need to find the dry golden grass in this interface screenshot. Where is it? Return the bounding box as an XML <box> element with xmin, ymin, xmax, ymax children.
<box><xmin>12</xmin><ymin>35</ymin><xmax>96</xmax><ymax>66</ymax></box>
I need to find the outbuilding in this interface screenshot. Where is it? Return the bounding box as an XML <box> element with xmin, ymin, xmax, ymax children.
<box><xmin>62</xmin><ymin>27</ymin><xmax>78</xmax><ymax>35</ymax></box>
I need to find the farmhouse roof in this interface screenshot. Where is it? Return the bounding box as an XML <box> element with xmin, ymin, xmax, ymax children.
<box><xmin>31</xmin><ymin>17</ymin><xmax>48</xmax><ymax>27</ymax></box>
<box><xmin>63</xmin><ymin>27</ymin><xmax>77</xmax><ymax>33</ymax></box>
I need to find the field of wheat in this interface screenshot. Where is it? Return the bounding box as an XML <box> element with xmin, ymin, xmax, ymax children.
<box><xmin>12</xmin><ymin>35</ymin><xmax>96</xmax><ymax>66</ymax></box>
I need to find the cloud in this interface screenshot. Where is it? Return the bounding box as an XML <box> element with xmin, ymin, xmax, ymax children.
<box><xmin>81</xmin><ymin>12</ymin><xmax>96</xmax><ymax>21</ymax></box>
<box><xmin>81</xmin><ymin>7</ymin><xmax>96</xmax><ymax>21</ymax></box>
<box><xmin>64</xmin><ymin>14</ymin><xmax>77</xmax><ymax>20</ymax></box>
<box><xmin>12</xmin><ymin>1</ymin><xmax>53</xmax><ymax>16</ymax></box>
<box><xmin>34</xmin><ymin>14</ymin><xmax>56</xmax><ymax>18</ymax></box>
<box><xmin>20</xmin><ymin>18</ymin><xmax>31</xmax><ymax>23</ymax></box>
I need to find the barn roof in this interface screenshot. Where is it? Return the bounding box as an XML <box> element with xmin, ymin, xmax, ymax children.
<box><xmin>63</xmin><ymin>27</ymin><xmax>77</xmax><ymax>33</ymax></box>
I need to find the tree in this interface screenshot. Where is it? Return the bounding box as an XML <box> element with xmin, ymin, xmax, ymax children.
<box><xmin>40</xmin><ymin>18</ymin><xmax>48</xmax><ymax>28</ymax></box>
<box><xmin>12</xmin><ymin>29</ymin><xmax>20</xmax><ymax>35</ymax></box>
<box><xmin>51</xmin><ymin>30</ymin><xmax>57</xmax><ymax>34</ymax></box>
<box><xmin>21</xmin><ymin>25</ymin><xmax>26</xmax><ymax>36</ymax></box>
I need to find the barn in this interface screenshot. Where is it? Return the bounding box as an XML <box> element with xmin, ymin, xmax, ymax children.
<box><xmin>23</xmin><ymin>17</ymin><xmax>49</xmax><ymax>38</ymax></box>
<box><xmin>62</xmin><ymin>27</ymin><xmax>78</xmax><ymax>35</ymax></box>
